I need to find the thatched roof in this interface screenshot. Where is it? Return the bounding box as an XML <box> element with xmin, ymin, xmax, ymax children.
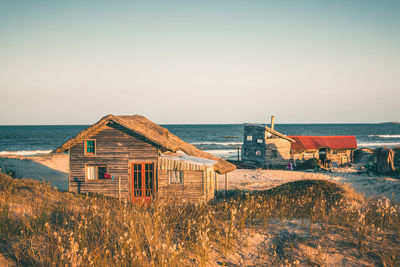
<box><xmin>54</xmin><ymin>114</ymin><xmax>236</xmax><ymax>174</ymax></box>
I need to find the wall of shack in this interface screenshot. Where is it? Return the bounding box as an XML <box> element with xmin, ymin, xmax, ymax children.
<box><xmin>69</xmin><ymin>123</ymin><xmax>158</xmax><ymax>200</ymax></box>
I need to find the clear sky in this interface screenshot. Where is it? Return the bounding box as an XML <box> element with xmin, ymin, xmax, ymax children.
<box><xmin>1</xmin><ymin>0</ymin><xmax>399</xmax><ymax>125</ymax></box>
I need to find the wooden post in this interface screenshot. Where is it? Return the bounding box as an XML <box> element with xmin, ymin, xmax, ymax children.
<box><xmin>203</xmin><ymin>170</ymin><xmax>207</xmax><ymax>201</ymax></box>
<box><xmin>118</xmin><ymin>175</ymin><xmax>121</xmax><ymax>202</ymax></box>
<box><xmin>225</xmin><ymin>173</ymin><xmax>228</xmax><ymax>198</ymax></box>
<box><xmin>215</xmin><ymin>172</ymin><xmax>218</xmax><ymax>191</ymax></box>
<box><xmin>237</xmin><ymin>146</ymin><xmax>240</xmax><ymax>161</ymax></box>
<box><xmin>271</xmin><ymin>115</ymin><xmax>275</xmax><ymax>130</ymax></box>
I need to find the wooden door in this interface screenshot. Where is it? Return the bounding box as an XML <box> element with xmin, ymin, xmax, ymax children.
<box><xmin>131</xmin><ymin>162</ymin><xmax>154</xmax><ymax>204</ymax></box>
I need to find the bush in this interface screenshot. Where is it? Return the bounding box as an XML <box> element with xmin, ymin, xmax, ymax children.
<box><xmin>0</xmin><ymin>167</ymin><xmax>19</xmax><ymax>178</ymax></box>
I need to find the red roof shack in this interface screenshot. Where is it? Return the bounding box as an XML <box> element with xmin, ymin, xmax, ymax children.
<box><xmin>289</xmin><ymin>135</ymin><xmax>357</xmax><ymax>166</ymax></box>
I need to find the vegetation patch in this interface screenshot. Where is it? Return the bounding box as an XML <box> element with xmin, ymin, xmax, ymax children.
<box><xmin>0</xmin><ymin>173</ymin><xmax>399</xmax><ymax>266</ymax></box>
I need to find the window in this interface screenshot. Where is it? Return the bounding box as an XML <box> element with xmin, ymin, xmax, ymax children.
<box><xmin>255</xmin><ymin>150</ymin><xmax>262</xmax><ymax>156</ymax></box>
<box><xmin>168</xmin><ymin>170</ymin><xmax>183</xmax><ymax>184</ymax></box>
<box><xmin>84</xmin><ymin>140</ymin><xmax>96</xmax><ymax>155</ymax></box>
<box><xmin>86</xmin><ymin>166</ymin><xmax>107</xmax><ymax>180</ymax></box>
<box><xmin>244</xmin><ymin>148</ymin><xmax>248</xmax><ymax>155</ymax></box>
<box><xmin>246</xmin><ymin>136</ymin><xmax>253</xmax><ymax>141</ymax></box>
<box><xmin>257</xmin><ymin>139</ymin><xmax>263</xmax><ymax>144</ymax></box>
<box><xmin>272</xmin><ymin>150</ymin><xmax>278</xmax><ymax>158</ymax></box>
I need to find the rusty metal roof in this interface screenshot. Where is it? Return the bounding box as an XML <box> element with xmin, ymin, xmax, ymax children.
<box><xmin>289</xmin><ymin>135</ymin><xmax>357</xmax><ymax>152</ymax></box>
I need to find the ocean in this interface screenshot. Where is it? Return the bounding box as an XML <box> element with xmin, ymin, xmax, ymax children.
<box><xmin>1</xmin><ymin>123</ymin><xmax>400</xmax><ymax>159</ymax></box>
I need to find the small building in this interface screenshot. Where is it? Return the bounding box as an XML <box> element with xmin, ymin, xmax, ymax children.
<box><xmin>241</xmin><ymin>116</ymin><xmax>294</xmax><ymax>168</ymax></box>
<box><xmin>242</xmin><ymin>116</ymin><xmax>358</xmax><ymax>168</ymax></box>
<box><xmin>54</xmin><ymin>114</ymin><xmax>236</xmax><ymax>203</ymax></box>
<box><xmin>289</xmin><ymin>135</ymin><xmax>357</xmax><ymax>166</ymax></box>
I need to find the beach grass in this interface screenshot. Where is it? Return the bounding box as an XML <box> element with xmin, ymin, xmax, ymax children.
<box><xmin>0</xmin><ymin>172</ymin><xmax>399</xmax><ymax>266</ymax></box>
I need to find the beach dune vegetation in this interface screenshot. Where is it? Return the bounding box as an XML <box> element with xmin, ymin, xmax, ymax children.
<box><xmin>0</xmin><ymin>173</ymin><xmax>399</xmax><ymax>266</ymax></box>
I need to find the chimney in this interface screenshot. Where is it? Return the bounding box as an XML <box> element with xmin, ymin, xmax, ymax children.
<box><xmin>271</xmin><ymin>115</ymin><xmax>275</xmax><ymax>130</ymax></box>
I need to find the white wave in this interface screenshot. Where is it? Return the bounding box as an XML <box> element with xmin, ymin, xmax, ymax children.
<box><xmin>203</xmin><ymin>149</ymin><xmax>238</xmax><ymax>156</ymax></box>
<box><xmin>0</xmin><ymin>150</ymin><xmax>52</xmax><ymax>156</ymax></box>
<box><xmin>192</xmin><ymin>142</ymin><xmax>242</xmax><ymax>146</ymax></box>
<box><xmin>367</xmin><ymin>135</ymin><xmax>400</xmax><ymax>138</ymax></box>
<box><xmin>358</xmin><ymin>142</ymin><xmax>400</xmax><ymax>147</ymax></box>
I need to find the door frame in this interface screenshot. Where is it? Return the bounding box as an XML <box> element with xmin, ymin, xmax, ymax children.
<box><xmin>129</xmin><ymin>161</ymin><xmax>156</xmax><ymax>204</ymax></box>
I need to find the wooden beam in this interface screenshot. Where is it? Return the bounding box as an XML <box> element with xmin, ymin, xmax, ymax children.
<box><xmin>215</xmin><ymin>172</ymin><xmax>218</xmax><ymax>191</ymax></box>
<box><xmin>68</xmin><ymin>149</ymin><xmax>71</xmax><ymax>192</ymax></box>
<box><xmin>118</xmin><ymin>175</ymin><xmax>121</xmax><ymax>202</ymax></box>
<box><xmin>225</xmin><ymin>173</ymin><xmax>228</xmax><ymax>198</ymax></box>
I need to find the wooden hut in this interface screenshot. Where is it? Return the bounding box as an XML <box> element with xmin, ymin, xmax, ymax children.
<box><xmin>241</xmin><ymin>116</ymin><xmax>358</xmax><ymax>168</ymax></box>
<box><xmin>54</xmin><ymin>115</ymin><xmax>236</xmax><ymax>203</ymax></box>
<box><xmin>289</xmin><ymin>135</ymin><xmax>357</xmax><ymax>167</ymax></box>
<box><xmin>241</xmin><ymin>116</ymin><xmax>294</xmax><ymax>168</ymax></box>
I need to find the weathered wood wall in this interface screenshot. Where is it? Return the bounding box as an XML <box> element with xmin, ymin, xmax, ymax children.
<box><xmin>292</xmin><ymin>149</ymin><xmax>353</xmax><ymax>166</ymax></box>
<box><xmin>264</xmin><ymin>138</ymin><xmax>291</xmax><ymax>167</ymax></box>
<box><xmin>242</xmin><ymin>125</ymin><xmax>292</xmax><ymax>167</ymax></box>
<box><xmin>69</xmin><ymin>123</ymin><xmax>158</xmax><ymax>199</ymax></box>
<box><xmin>292</xmin><ymin>150</ymin><xmax>319</xmax><ymax>161</ymax></box>
<box><xmin>241</xmin><ymin>125</ymin><xmax>267</xmax><ymax>166</ymax></box>
<box><xmin>158</xmin><ymin>170</ymin><xmax>204</xmax><ymax>202</ymax></box>
<box><xmin>327</xmin><ymin>149</ymin><xmax>353</xmax><ymax>165</ymax></box>
<box><xmin>158</xmin><ymin>157</ymin><xmax>216</xmax><ymax>202</ymax></box>
<box><xmin>69</xmin><ymin>122</ymin><xmax>219</xmax><ymax>203</ymax></box>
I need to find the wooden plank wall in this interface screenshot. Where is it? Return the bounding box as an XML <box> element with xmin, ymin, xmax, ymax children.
<box><xmin>328</xmin><ymin>149</ymin><xmax>353</xmax><ymax>165</ymax></box>
<box><xmin>69</xmin><ymin>123</ymin><xmax>158</xmax><ymax>199</ymax></box>
<box><xmin>206</xmin><ymin>169</ymin><xmax>215</xmax><ymax>200</ymax></box>
<box><xmin>292</xmin><ymin>151</ymin><xmax>318</xmax><ymax>161</ymax></box>
<box><xmin>292</xmin><ymin>149</ymin><xmax>354</xmax><ymax>166</ymax></box>
<box><xmin>158</xmin><ymin>157</ymin><xmax>208</xmax><ymax>172</ymax></box>
<box><xmin>158</xmin><ymin>157</ymin><xmax>216</xmax><ymax>202</ymax></box>
<box><xmin>264</xmin><ymin>139</ymin><xmax>291</xmax><ymax>167</ymax></box>
<box><xmin>242</xmin><ymin>125</ymin><xmax>292</xmax><ymax>168</ymax></box>
<box><xmin>158</xmin><ymin>170</ymin><xmax>204</xmax><ymax>202</ymax></box>
<box><xmin>241</xmin><ymin>125</ymin><xmax>267</xmax><ymax>166</ymax></box>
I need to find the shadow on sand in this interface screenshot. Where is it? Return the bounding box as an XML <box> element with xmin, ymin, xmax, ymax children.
<box><xmin>0</xmin><ymin>158</ymin><xmax>68</xmax><ymax>191</ymax></box>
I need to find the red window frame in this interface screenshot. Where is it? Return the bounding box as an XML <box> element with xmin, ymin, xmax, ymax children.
<box><xmin>131</xmin><ymin>162</ymin><xmax>154</xmax><ymax>203</ymax></box>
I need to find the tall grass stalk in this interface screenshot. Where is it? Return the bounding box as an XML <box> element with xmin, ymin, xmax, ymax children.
<box><xmin>0</xmin><ymin>174</ymin><xmax>399</xmax><ymax>266</ymax></box>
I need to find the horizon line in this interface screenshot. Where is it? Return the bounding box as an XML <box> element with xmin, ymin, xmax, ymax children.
<box><xmin>0</xmin><ymin>121</ymin><xmax>397</xmax><ymax>126</ymax></box>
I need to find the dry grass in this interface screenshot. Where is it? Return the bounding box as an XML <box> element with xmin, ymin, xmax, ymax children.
<box><xmin>0</xmin><ymin>173</ymin><xmax>399</xmax><ymax>266</ymax></box>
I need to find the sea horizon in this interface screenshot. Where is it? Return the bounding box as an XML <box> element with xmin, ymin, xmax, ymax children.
<box><xmin>1</xmin><ymin>123</ymin><xmax>399</xmax><ymax>159</ymax></box>
<box><xmin>0</xmin><ymin>121</ymin><xmax>399</xmax><ymax>126</ymax></box>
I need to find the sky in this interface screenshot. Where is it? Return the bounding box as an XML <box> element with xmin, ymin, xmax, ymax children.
<box><xmin>0</xmin><ymin>0</ymin><xmax>399</xmax><ymax>125</ymax></box>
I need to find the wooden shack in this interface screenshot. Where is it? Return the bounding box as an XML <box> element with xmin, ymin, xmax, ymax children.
<box><xmin>54</xmin><ymin>115</ymin><xmax>236</xmax><ymax>203</ymax></box>
<box><xmin>289</xmin><ymin>135</ymin><xmax>357</xmax><ymax>166</ymax></box>
<box><xmin>241</xmin><ymin>116</ymin><xmax>294</xmax><ymax>168</ymax></box>
<box><xmin>242</xmin><ymin>116</ymin><xmax>358</xmax><ymax>168</ymax></box>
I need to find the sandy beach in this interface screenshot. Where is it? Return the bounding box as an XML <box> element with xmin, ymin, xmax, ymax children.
<box><xmin>0</xmin><ymin>153</ymin><xmax>68</xmax><ymax>191</ymax></box>
<box><xmin>1</xmin><ymin>153</ymin><xmax>399</xmax><ymax>202</ymax></box>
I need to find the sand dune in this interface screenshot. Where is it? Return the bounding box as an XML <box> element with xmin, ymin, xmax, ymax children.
<box><xmin>220</xmin><ymin>169</ymin><xmax>400</xmax><ymax>202</ymax></box>
<box><xmin>0</xmin><ymin>154</ymin><xmax>68</xmax><ymax>191</ymax></box>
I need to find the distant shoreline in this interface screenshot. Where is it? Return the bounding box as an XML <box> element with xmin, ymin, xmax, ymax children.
<box><xmin>379</xmin><ymin>121</ymin><xmax>400</xmax><ymax>125</ymax></box>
